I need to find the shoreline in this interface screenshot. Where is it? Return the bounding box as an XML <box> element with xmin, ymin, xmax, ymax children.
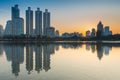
<box><xmin>0</xmin><ymin>40</ymin><xmax>120</xmax><ymax>44</ymax></box>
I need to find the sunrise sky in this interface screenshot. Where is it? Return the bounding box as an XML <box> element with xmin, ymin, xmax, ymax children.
<box><xmin>0</xmin><ymin>0</ymin><xmax>120</xmax><ymax>35</ymax></box>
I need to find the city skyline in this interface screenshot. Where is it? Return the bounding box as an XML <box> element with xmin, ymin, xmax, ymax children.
<box><xmin>0</xmin><ymin>0</ymin><xmax>120</xmax><ymax>35</ymax></box>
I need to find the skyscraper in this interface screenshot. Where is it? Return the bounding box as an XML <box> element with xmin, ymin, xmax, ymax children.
<box><xmin>12</xmin><ymin>4</ymin><xmax>20</xmax><ymax>20</ymax></box>
<box><xmin>91</xmin><ymin>28</ymin><xmax>95</xmax><ymax>37</ymax></box>
<box><xmin>96</xmin><ymin>21</ymin><xmax>103</xmax><ymax>38</ymax></box>
<box><xmin>35</xmin><ymin>8</ymin><xmax>42</xmax><ymax>36</ymax></box>
<box><xmin>4</xmin><ymin>4</ymin><xmax>24</xmax><ymax>36</ymax></box>
<box><xmin>26</xmin><ymin>7</ymin><xmax>33</xmax><ymax>36</ymax></box>
<box><xmin>43</xmin><ymin>9</ymin><xmax>50</xmax><ymax>36</ymax></box>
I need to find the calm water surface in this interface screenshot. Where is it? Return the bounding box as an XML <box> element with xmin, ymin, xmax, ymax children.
<box><xmin>0</xmin><ymin>43</ymin><xmax>120</xmax><ymax>80</ymax></box>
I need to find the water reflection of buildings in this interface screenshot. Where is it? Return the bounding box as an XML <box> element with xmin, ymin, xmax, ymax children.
<box><xmin>26</xmin><ymin>44</ymin><xmax>33</xmax><ymax>74</ymax></box>
<box><xmin>62</xmin><ymin>44</ymin><xmax>82</xmax><ymax>49</ymax></box>
<box><xmin>0</xmin><ymin>44</ymin><xmax>3</xmax><ymax>57</ymax></box>
<box><xmin>103</xmin><ymin>45</ymin><xmax>112</xmax><ymax>56</ymax></box>
<box><xmin>0</xmin><ymin>43</ymin><xmax>4</xmax><ymax>76</ymax></box>
<box><xmin>91</xmin><ymin>44</ymin><xmax>95</xmax><ymax>53</ymax></box>
<box><xmin>86</xmin><ymin>43</ymin><xmax>91</xmax><ymax>51</ymax></box>
<box><xmin>25</xmin><ymin>44</ymin><xmax>55</xmax><ymax>74</ymax></box>
<box><xmin>96</xmin><ymin>44</ymin><xmax>104</xmax><ymax>60</ymax></box>
<box><xmin>84</xmin><ymin>43</ymin><xmax>112</xmax><ymax>60</ymax></box>
<box><xmin>43</xmin><ymin>44</ymin><xmax>55</xmax><ymax>72</ymax></box>
<box><xmin>61</xmin><ymin>43</ymin><xmax>112</xmax><ymax>60</ymax></box>
<box><xmin>3</xmin><ymin>44</ymin><xmax>56</xmax><ymax>76</ymax></box>
<box><xmin>35</xmin><ymin>45</ymin><xmax>42</xmax><ymax>73</ymax></box>
<box><xmin>4</xmin><ymin>44</ymin><xmax>24</xmax><ymax>76</ymax></box>
<box><xmin>2</xmin><ymin>43</ymin><xmax>115</xmax><ymax>76</ymax></box>
<box><xmin>96</xmin><ymin>44</ymin><xmax>112</xmax><ymax>60</ymax></box>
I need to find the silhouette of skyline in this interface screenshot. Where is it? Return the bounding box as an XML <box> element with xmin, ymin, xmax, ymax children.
<box><xmin>0</xmin><ymin>0</ymin><xmax>120</xmax><ymax>35</ymax></box>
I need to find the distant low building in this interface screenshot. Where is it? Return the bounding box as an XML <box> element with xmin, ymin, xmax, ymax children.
<box><xmin>62</xmin><ymin>33</ymin><xmax>71</xmax><ymax>38</ymax></box>
<box><xmin>71</xmin><ymin>32</ymin><xmax>82</xmax><ymax>37</ymax></box>
<box><xmin>55</xmin><ymin>30</ymin><xmax>59</xmax><ymax>37</ymax></box>
<box><xmin>62</xmin><ymin>32</ymin><xmax>82</xmax><ymax>38</ymax></box>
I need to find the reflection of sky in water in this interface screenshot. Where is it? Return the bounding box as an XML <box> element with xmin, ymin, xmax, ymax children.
<box><xmin>0</xmin><ymin>43</ymin><xmax>120</xmax><ymax>80</ymax></box>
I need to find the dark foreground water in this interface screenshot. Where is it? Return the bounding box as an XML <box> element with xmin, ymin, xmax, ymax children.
<box><xmin>0</xmin><ymin>43</ymin><xmax>120</xmax><ymax>80</ymax></box>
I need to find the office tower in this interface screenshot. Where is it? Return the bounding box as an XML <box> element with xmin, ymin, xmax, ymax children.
<box><xmin>12</xmin><ymin>4</ymin><xmax>20</xmax><ymax>20</ymax></box>
<box><xmin>86</xmin><ymin>30</ymin><xmax>91</xmax><ymax>38</ymax></box>
<box><xmin>46</xmin><ymin>27</ymin><xmax>55</xmax><ymax>38</ymax></box>
<box><xmin>103</xmin><ymin>26</ymin><xmax>109</xmax><ymax>36</ymax></box>
<box><xmin>96</xmin><ymin>21</ymin><xmax>103</xmax><ymax>38</ymax></box>
<box><xmin>0</xmin><ymin>25</ymin><xmax>3</xmax><ymax>37</ymax></box>
<box><xmin>43</xmin><ymin>9</ymin><xmax>50</xmax><ymax>36</ymax></box>
<box><xmin>91</xmin><ymin>28</ymin><xmax>95</xmax><ymax>37</ymax></box>
<box><xmin>35</xmin><ymin>8</ymin><xmax>42</xmax><ymax>36</ymax></box>
<box><xmin>103</xmin><ymin>26</ymin><xmax>112</xmax><ymax>36</ymax></box>
<box><xmin>26</xmin><ymin>7</ymin><xmax>33</xmax><ymax>36</ymax></box>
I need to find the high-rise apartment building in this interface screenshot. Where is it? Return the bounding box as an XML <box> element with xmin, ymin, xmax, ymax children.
<box><xmin>4</xmin><ymin>4</ymin><xmax>24</xmax><ymax>36</ymax></box>
<box><xmin>11</xmin><ymin>4</ymin><xmax>20</xmax><ymax>20</ymax></box>
<box><xmin>26</xmin><ymin>7</ymin><xmax>33</xmax><ymax>36</ymax></box>
<box><xmin>43</xmin><ymin>9</ymin><xmax>50</xmax><ymax>36</ymax></box>
<box><xmin>35</xmin><ymin>8</ymin><xmax>42</xmax><ymax>36</ymax></box>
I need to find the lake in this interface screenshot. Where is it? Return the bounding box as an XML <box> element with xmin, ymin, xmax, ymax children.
<box><xmin>0</xmin><ymin>42</ymin><xmax>120</xmax><ymax>80</ymax></box>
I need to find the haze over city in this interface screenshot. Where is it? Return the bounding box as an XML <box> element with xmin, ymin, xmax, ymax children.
<box><xmin>0</xmin><ymin>0</ymin><xmax>120</xmax><ymax>35</ymax></box>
